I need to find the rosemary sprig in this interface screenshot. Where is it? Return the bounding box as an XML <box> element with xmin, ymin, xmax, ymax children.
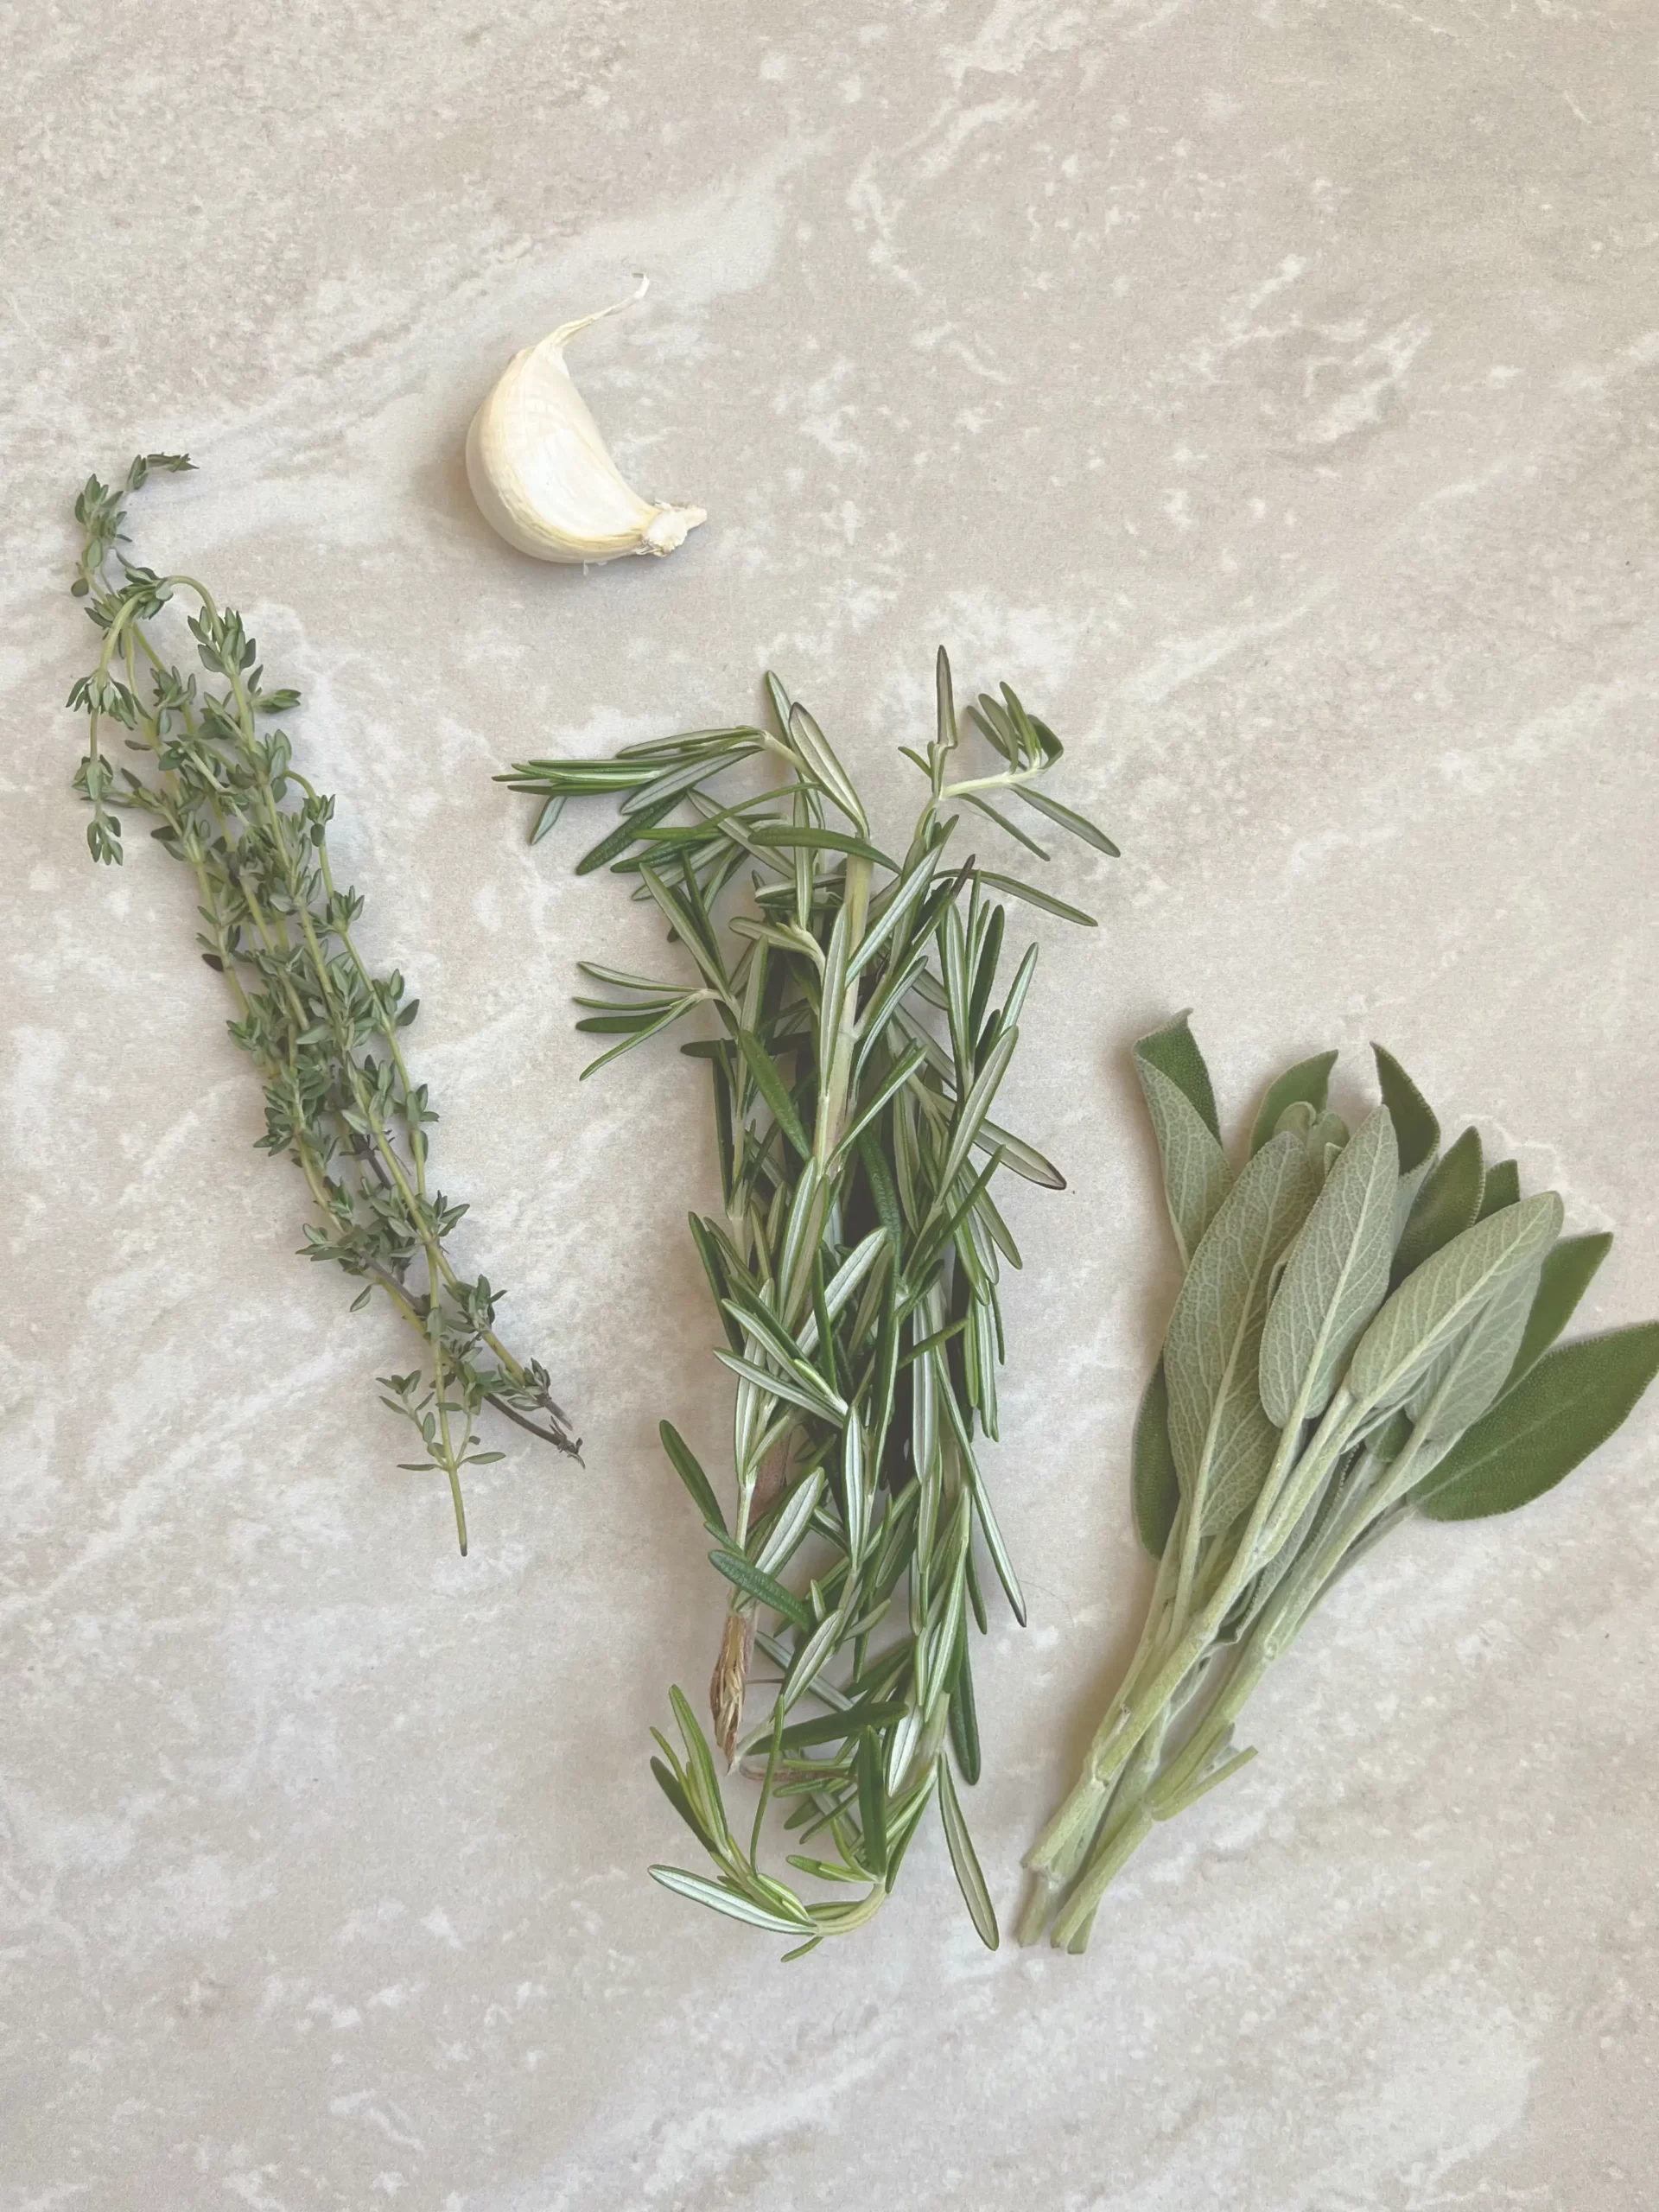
<box><xmin>505</xmin><ymin>652</ymin><xmax>1118</xmax><ymax>1952</ymax></box>
<box><xmin>67</xmin><ymin>455</ymin><xmax>578</xmax><ymax>1553</ymax></box>
<box><xmin>1021</xmin><ymin>1019</ymin><xmax>1659</xmax><ymax>1951</ymax></box>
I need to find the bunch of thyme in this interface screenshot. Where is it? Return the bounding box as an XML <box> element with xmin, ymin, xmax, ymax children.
<box><xmin>504</xmin><ymin>653</ymin><xmax>1117</xmax><ymax>1952</ymax></box>
<box><xmin>1021</xmin><ymin>1019</ymin><xmax>1659</xmax><ymax>1949</ymax></box>
<box><xmin>67</xmin><ymin>455</ymin><xmax>577</xmax><ymax>1552</ymax></box>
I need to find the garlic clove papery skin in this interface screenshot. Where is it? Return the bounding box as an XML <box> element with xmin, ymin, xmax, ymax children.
<box><xmin>465</xmin><ymin>291</ymin><xmax>706</xmax><ymax>565</ymax></box>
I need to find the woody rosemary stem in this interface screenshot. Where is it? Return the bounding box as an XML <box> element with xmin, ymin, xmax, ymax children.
<box><xmin>507</xmin><ymin>650</ymin><xmax>1122</xmax><ymax>1951</ymax></box>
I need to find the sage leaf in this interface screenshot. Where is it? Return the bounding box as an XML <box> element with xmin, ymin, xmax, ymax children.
<box><xmin>1373</xmin><ymin>1044</ymin><xmax>1440</xmax><ymax>1176</ymax></box>
<box><xmin>1305</xmin><ymin>1111</ymin><xmax>1350</xmax><ymax>1179</ymax></box>
<box><xmin>1259</xmin><ymin>1104</ymin><xmax>1398</xmax><ymax>1428</ymax></box>
<box><xmin>1391</xmin><ymin>1125</ymin><xmax>1484</xmax><ymax>1288</ymax></box>
<box><xmin>1418</xmin><ymin>1325</ymin><xmax>1659</xmax><ymax>1519</ymax></box>
<box><xmin>1022</xmin><ymin>1013</ymin><xmax>1659</xmax><ymax>1952</ymax></box>
<box><xmin>1136</xmin><ymin>1009</ymin><xmax>1221</xmax><ymax>1137</ymax></box>
<box><xmin>1249</xmin><ymin>1049</ymin><xmax>1339</xmax><ymax>1157</ymax></box>
<box><xmin>1507</xmin><ymin>1231</ymin><xmax>1612</xmax><ymax>1389</ymax></box>
<box><xmin>1347</xmin><ymin>1192</ymin><xmax>1565</xmax><ymax>1418</ymax></box>
<box><xmin>1134</xmin><ymin>1020</ymin><xmax>1232</xmax><ymax>1267</ymax></box>
<box><xmin>1414</xmin><ymin>1254</ymin><xmax>1541</xmax><ymax>1440</ymax></box>
<box><xmin>1476</xmin><ymin>1159</ymin><xmax>1520</xmax><ymax>1220</ymax></box>
<box><xmin>1132</xmin><ymin>1357</ymin><xmax>1180</xmax><ymax>1557</ymax></box>
<box><xmin>937</xmin><ymin>1754</ymin><xmax>999</xmax><ymax>1949</ymax></box>
<box><xmin>1138</xmin><ymin>1059</ymin><xmax>1232</xmax><ymax>1269</ymax></box>
<box><xmin>1165</xmin><ymin>1133</ymin><xmax>1318</xmax><ymax>1535</ymax></box>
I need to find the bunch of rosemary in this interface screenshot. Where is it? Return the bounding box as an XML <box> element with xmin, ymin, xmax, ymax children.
<box><xmin>1022</xmin><ymin>1017</ymin><xmax>1659</xmax><ymax>1949</ymax></box>
<box><xmin>67</xmin><ymin>456</ymin><xmax>577</xmax><ymax>1552</ymax></box>
<box><xmin>504</xmin><ymin>653</ymin><xmax>1116</xmax><ymax>1953</ymax></box>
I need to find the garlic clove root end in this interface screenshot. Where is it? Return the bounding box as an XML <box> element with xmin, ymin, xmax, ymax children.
<box><xmin>465</xmin><ymin>283</ymin><xmax>705</xmax><ymax>568</ymax></box>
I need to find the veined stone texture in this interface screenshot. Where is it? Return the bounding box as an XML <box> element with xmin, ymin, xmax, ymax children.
<box><xmin>3</xmin><ymin>5</ymin><xmax>1656</xmax><ymax>2208</ymax></box>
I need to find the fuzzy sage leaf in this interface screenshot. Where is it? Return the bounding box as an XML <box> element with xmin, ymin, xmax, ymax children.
<box><xmin>1134</xmin><ymin>1014</ymin><xmax>1231</xmax><ymax>1267</ymax></box>
<box><xmin>1418</xmin><ymin>1325</ymin><xmax>1659</xmax><ymax>1520</ymax></box>
<box><xmin>1257</xmin><ymin>1105</ymin><xmax>1398</xmax><ymax>1429</ymax></box>
<box><xmin>1021</xmin><ymin>1027</ymin><xmax>1656</xmax><ymax>1954</ymax></box>
<box><xmin>1164</xmin><ymin>1133</ymin><xmax>1317</xmax><ymax>1539</ymax></box>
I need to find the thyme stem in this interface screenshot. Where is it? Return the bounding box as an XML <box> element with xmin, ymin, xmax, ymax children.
<box><xmin>66</xmin><ymin>454</ymin><xmax>578</xmax><ymax>1552</ymax></box>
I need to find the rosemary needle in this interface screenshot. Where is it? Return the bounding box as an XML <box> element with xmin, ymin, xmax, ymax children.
<box><xmin>505</xmin><ymin>652</ymin><xmax>1118</xmax><ymax>1951</ymax></box>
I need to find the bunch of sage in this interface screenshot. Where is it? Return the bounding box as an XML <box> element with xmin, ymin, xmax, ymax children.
<box><xmin>1021</xmin><ymin>1017</ymin><xmax>1659</xmax><ymax>1951</ymax></box>
<box><xmin>67</xmin><ymin>456</ymin><xmax>578</xmax><ymax>1552</ymax></box>
<box><xmin>503</xmin><ymin>652</ymin><xmax>1116</xmax><ymax>1953</ymax></box>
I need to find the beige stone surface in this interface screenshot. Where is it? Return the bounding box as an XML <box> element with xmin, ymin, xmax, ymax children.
<box><xmin>3</xmin><ymin>4</ymin><xmax>1657</xmax><ymax>2207</ymax></box>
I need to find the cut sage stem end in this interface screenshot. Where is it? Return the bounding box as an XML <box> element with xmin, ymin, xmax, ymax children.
<box><xmin>1021</xmin><ymin>1022</ymin><xmax>1659</xmax><ymax>1952</ymax></box>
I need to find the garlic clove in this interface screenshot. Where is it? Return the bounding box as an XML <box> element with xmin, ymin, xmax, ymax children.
<box><xmin>465</xmin><ymin>279</ymin><xmax>706</xmax><ymax>566</ymax></box>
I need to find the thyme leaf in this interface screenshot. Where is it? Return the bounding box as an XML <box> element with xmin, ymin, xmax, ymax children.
<box><xmin>66</xmin><ymin>459</ymin><xmax>577</xmax><ymax>1554</ymax></box>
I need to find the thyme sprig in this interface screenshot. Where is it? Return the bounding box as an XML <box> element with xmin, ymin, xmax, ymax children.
<box><xmin>505</xmin><ymin>653</ymin><xmax>1117</xmax><ymax>1953</ymax></box>
<box><xmin>1021</xmin><ymin>1020</ymin><xmax>1659</xmax><ymax>1950</ymax></box>
<box><xmin>67</xmin><ymin>456</ymin><xmax>578</xmax><ymax>1552</ymax></box>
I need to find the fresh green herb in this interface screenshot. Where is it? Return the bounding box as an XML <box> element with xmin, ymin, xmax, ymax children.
<box><xmin>67</xmin><ymin>457</ymin><xmax>578</xmax><ymax>1553</ymax></box>
<box><xmin>504</xmin><ymin>653</ymin><xmax>1116</xmax><ymax>1952</ymax></box>
<box><xmin>1021</xmin><ymin>1022</ymin><xmax>1659</xmax><ymax>1951</ymax></box>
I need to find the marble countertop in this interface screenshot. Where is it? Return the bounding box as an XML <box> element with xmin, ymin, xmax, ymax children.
<box><xmin>4</xmin><ymin>5</ymin><xmax>1656</xmax><ymax>2207</ymax></box>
